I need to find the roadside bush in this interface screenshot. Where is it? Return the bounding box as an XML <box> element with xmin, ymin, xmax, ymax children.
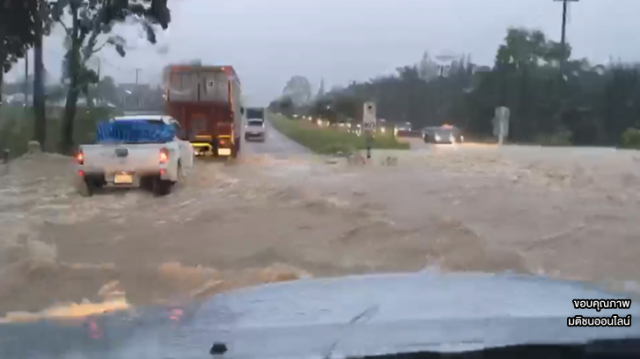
<box><xmin>533</xmin><ymin>130</ymin><xmax>572</xmax><ymax>146</ymax></box>
<box><xmin>620</xmin><ymin>128</ymin><xmax>640</xmax><ymax>149</ymax></box>
<box><xmin>270</xmin><ymin>113</ymin><xmax>410</xmax><ymax>154</ymax></box>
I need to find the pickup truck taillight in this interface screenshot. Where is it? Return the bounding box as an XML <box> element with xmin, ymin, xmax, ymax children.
<box><xmin>76</xmin><ymin>151</ymin><xmax>84</xmax><ymax>165</ymax></box>
<box><xmin>159</xmin><ymin>148</ymin><xmax>169</xmax><ymax>164</ymax></box>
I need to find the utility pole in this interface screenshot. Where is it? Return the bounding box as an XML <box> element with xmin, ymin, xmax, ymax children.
<box><xmin>95</xmin><ymin>58</ymin><xmax>101</xmax><ymax>105</ymax></box>
<box><xmin>554</xmin><ymin>0</ymin><xmax>579</xmax><ymax>74</ymax></box>
<box><xmin>436</xmin><ymin>64</ymin><xmax>450</xmax><ymax>124</ymax></box>
<box><xmin>135</xmin><ymin>68</ymin><xmax>141</xmax><ymax>109</ymax></box>
<box><xmin>434</xmin><ymin>54</ymin><xmax>455</xmax><ymax>124</ymax></box>
<box><xmin>23</xmin><ymin>50</ymin><xmax>29</xmax><ymax>112</ymax></box>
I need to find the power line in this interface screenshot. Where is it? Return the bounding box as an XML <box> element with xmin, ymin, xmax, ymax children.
<box><xmin>42</xmin><ymin>48</ymin><xmax>140</xmax><ymax>74</ymax></box>
<box><xmin>97</xmin><ymin>56</ymin><xmax>134</xmax><ymax>72</ymax></box>
<box><xmin>39</xmin><ymin>48</ymin><xmax>157</xmax><ymax>86</ymax></box>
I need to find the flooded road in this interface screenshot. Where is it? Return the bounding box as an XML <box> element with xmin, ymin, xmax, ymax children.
<box><xmin>1</xmin><ymin>130</ymin><xmax>640</xmax><ymax>319</ymax></box>
<box><xmin>243</xmin><ymin>118</ymin><xmax>310</xmax><ymax>157</ymax></box>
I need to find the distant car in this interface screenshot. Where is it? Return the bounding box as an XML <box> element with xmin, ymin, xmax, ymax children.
<box><xmin>244</xmin><ymin>119</ymin><xmax>266</xmax><ymax>142</ymax></box>
<box><xmin>423</xmin><ymin>125</ymin><xmax>464</xmax><ymax>144</ymax></box>
<box><xmin>396</xmin><ymin>122</ymin><xmax>412</xmax><ymax>131</ymax></box>
<box><xmin>244</xmin><ymin>108</ymin><xmax>266</xmax><ymax>142</ymax></box>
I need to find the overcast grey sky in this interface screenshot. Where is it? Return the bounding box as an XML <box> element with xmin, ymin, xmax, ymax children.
<box><xmin>6</xmin><ymin>0</ymin><xmax>640</xmax><ymax>105</ymax></box>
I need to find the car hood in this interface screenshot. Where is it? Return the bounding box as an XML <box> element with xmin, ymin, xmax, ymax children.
<box><xmin>2</xmin><ymin>271</ymin><xmax>639</xmax><ymax>359</ymax></box>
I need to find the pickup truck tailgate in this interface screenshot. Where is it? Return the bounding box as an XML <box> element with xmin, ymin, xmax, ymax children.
<box><xmin>80</xmin><ymin>144</ymin><xmax>166</xmax><ymax>174</ymax></box>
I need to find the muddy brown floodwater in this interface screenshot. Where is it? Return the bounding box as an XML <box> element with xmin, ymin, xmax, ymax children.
<box><xmin>1</xmin><ymin>144</ymin><xmax>640</xmax><ymax>319</ymax></box>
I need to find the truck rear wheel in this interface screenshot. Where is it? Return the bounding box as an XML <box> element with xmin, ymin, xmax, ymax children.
<box><xmin>79</xmin><ymin>176</ymin><xmax>104</xmax><ymax>197</ymax></box>
<box><xmin>231</xmin><ymin>137</ymin><xmax>240</xmax><ymax>159</ymax></box>
<box><xmin>211</xmin><ymin>139</ymin><xmax>219</xmax><ymax>158</ymax></box>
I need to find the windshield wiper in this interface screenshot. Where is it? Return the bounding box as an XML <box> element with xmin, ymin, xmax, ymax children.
<box><xmin>348</xmin><ymin>339</ymin><xmax>640</xmax><ymax>359</ymax></box>
<box><xmin>323</xmin><ymin>305</ymin><xmax>379</xmax><ymax>359</ymax></box>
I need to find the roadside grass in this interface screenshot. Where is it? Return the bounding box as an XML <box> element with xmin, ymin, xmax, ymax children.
<box><xmin>269</xmin><ymin>113</ymin><xmax>410</xmax><ymax>154</ymax></box>
<box><xmin>0</xmin><ymin>106</ymin><xmax>120</xmax><ymax>158</ymax></box>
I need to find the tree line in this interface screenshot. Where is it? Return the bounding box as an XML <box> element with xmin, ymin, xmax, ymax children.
<box><xmin>271</xmin><ymin>28</ymin><xmax>640</xmax><ymax>147</ymax></box>
<box><xmin>0</xmin><ymin>0</ymin><xmax>171</xmax><ymax>154</ymax></box>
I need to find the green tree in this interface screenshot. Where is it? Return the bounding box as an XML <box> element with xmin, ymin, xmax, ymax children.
<box><xmin>275</xmin><ymin>27</ymin><xmax>640</xmax><ymax>147</ymax></box>
<box><xmin>0</xmin><ymin>0</ymin><xmax>37</xmax><ymax>109</ymax></box>
<box><xmin>269</xmin><ymin>95</ymin><xmax>295</xmax><ymax>115</ymax></box>
<box><xmin>315</xmin><ymin>78</ymin><xmax>325</xmax><ymax>100</ymax></box>
<box><xmin>50</xmin><ymin>0</ymin><xmax>171</xmax><ymax>153</ymax></box>
<box><xmin>46</xmin><ymin>83</ymin><xmax>67</xmax><ymax>103</ymax></box>
<box><xmin>282</xmin><ymin>75</ymin><xmax>312</xmax><ymax>107</ymax></box>
<box><xmin>95</xmin><ymin>75</ymin><xmax>117</xmax><ymax>105</ymax></box>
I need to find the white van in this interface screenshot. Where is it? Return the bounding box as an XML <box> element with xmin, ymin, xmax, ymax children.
<box><xmin>244</xmin><ymin>107</ymin><xmax>266</xmax><ymax>142</ymax></box>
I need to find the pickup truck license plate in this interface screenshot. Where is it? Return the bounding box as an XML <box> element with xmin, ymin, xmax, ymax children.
<box><xmin>114</xmin><ymin>172</ymin><xmax>133</xmax><ymax>184</ymax></box>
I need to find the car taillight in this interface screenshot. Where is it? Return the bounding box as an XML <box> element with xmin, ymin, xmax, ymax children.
<box><xmin>76</xmin><ymin>151</ymin><xmax>84</xmax><ymax>165</ymax></box>
<box><xmin>159</xmin><ymin>148</ymin><xmax>169</xmax><ymax>164</ymax></box>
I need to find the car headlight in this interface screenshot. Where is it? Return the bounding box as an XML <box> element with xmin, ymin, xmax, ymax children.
<box><xmin>435</xmin><ymin>134</ymin><xmax>441</xmax><ymax>141</ymax></box>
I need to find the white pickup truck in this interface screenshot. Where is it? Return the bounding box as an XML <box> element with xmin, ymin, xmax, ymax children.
<box><xmin>76</xmin><ymin>115</ymin><xmax>194</xmax><ymax>196</ymax></box>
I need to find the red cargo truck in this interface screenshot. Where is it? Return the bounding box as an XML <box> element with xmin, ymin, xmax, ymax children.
<box><xmin>163</xmin><ymin>65</ymin><xmax>244</xmax><ymax>158</ymax></box>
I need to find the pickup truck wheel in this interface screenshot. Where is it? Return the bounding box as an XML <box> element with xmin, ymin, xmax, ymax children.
<box><xmin>152</xmin><ymin>178</ymin><xmax>172</xmax><ymax>196</ymax></box>
<box><xmin>78</xmin><ymin>178</ymin><xmax>94</xmax><ymax>197</ymax></box>
<box><xmin>78</xmin><ymin>184</ymin><xmax>93</xmax><ymax>197</ymax></box>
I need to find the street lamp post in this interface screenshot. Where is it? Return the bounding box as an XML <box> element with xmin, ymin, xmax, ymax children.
<box><xmin>437</xmin><ymin>64</ymin><xmax>451</xmax><ymax>124</ymax></box>
<box><xmin>434</xmin><ymin>53</ymin><xmax>457</xmax><ymax>125</ymax></box>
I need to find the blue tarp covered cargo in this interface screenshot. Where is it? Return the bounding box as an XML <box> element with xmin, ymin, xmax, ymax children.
<box><xmin>96</xmin><ymin>120</ymin><xmax>176</xmax><ymax>144</ymax></box>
